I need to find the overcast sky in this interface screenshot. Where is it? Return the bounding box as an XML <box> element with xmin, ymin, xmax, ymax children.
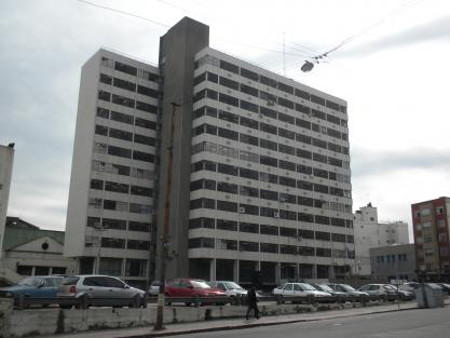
<box><xmin>1</xmin><ymin>0</ymin><xmax>450</xmax><ymax>239</ymax></box>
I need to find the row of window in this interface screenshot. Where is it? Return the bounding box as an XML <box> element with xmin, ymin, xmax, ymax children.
<box><xmin>190</xmin><ymin>197</ymin><xmax>353</xmax><ymax>227</ymax></box>
<box><xmin>194</xmin><ymin>72</ymin><xmax>347</xmax><ymax>127</ymax></box>
<box><xmin>90</xmin><ymin>179</ymin><xmax>153</xmax><ymax>197</ymax></box>
<box><xmin>88</xmin><ymin>198</ymin><xmax>153</xmax><ymax>214</ymax></box>
<box><xmin>92</xmin><ymin>160</ymin><xmax>153</xmax><ymax>180</ymax></box>
<box><xmin>193</xmin><ymin>89</ymin><xmax>348</xmax><ymax>142</ymax></box>
<box><xmin>87</xmin><ymin>216</ymin><xmax>151</xmax><ymax>232</ymax></box>
<box><xmin>375</xmin><ymin>254</ymin><xmax>408</xmax><ymax>264</ymax></box>
<box><xmin>194</xmin><ymin>105</ymin><xmax>349</xmax><ymax>156</ymax></box>
<box><xmin>97</xmin><ymin>107</ymin><xmax>158</xmax><ymax>130</ymax></box>
<box><xmin>190</xmin><ymin>178</ymin><xmax>350</xmax><ymax>212</ymax></box>
<box><xmin>86</xmin><ymin>236</ymin><xmax>150</xmax><ymax>251</ymax></box>
<box><xmin>99</xmin><ymin>90</ymin><xmax>158</xmax><ymax>114</ymax></box>
<box><xmin>195</xmin><ymin>54</ymin><xmax>347</xmax><ymax>114</ymax></box>
<box><xmin>191</xmin><ymin>159</ymin><xmax>351</xmax><ymax>198</ymax></box>
<box><xmin>189</xmin><ymin>237</ymin><xmax>354</xmax><ymax>258</ymax></box>
<box><xmin>189</xmin><ymin>217</ymin><xmax>354</xmax><ymax>241</ymax></box>
<box><xmin>94</xmin><ymin>142</ymin><xmax>155</xmax><ymax>163</ymax></box>
<box><xmin>101</xmin><ymin>57</ymin><xmax>160</xmax><ymax>82</ymax></box>
<box><xmin>95</xmin><ymin>123</ymin><xmax>156</xmax><ymax>147</ymax></box>
<box><xmin>193</xmin><ymin>141</ymin><xmax>350</xmax><ymax>184</ymax></box>
<box><xmin>100</xmin><ymin>73</ymin><xmax>160</xmax><ymax>99</ymax></box>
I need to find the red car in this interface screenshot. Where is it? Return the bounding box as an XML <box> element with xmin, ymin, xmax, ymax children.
<box><xmin>165</xmin><ymin>279</ymin><xmax>227</xmax><ymax>306</ymax></box>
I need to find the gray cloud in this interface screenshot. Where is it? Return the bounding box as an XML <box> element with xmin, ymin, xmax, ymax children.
<box><xmin>336</xmin><ymin>14</ymin><xmax>450</xmax><ymax>58</ymax></box>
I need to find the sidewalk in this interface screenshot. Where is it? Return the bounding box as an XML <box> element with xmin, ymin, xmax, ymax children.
<box><xmin>42</xmin><ymin>300</ymin><xmax>434</xmax><ymax>338</ymax></box>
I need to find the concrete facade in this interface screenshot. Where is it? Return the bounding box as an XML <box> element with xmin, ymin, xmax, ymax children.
<box><xmin>369</xmin><ymin>244</ymin><xmax>416</xmax><ymax>283</ymax></box>
<box><xmin>412</xmin><ymin>197</ymin><xmax>450</xmax><ymax>281</ymax></box>
<box><xmin>66</xmin><ymin>17</ymin><xmax>354</xmax><ymax>288</ymax></box>
<box><xmin>0</xmin><ymin>144</ymin><xmax>14</xmax><ymax>259</ymax></box>
<box><xmin>353</xmin><ymin>203</ymin><xmax>409</xmax><ymax>276</ymax></box>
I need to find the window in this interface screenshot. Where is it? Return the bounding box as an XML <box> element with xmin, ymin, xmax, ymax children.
<box><xmin>136</xmin><ymin>101</ymin><xmax>158</xmax><ymax>114</ymax></box>
<box><xmin>239</xmin><ymin>168</ymin><xmax>259</xmax><ymax>180</ymax></box>
<box><xmin>111</xmin><ymin>111</ymin><xmax>134</xmax><ymax>124</ymax></box>
<box><xmin>114</xmin><ymin>61</ymin><xmax>137</xmax><ymax>76</ymax></box>
<box><xmin>260</xmin><ymin>243</ymin><xmax>278</xmax><ymax>253</ymax></box>
<box><xmin>260</xmin><ymin>155</ymin><xmax>277</xmax><ymax>167</ymax></box>
<box><xmin>240</xmin><ymin>84</ymin><xmax>259</xmax><ymax>97</ymax></box>
<box><xmin>279</xmin><ymin>144</ymin><xmax>295</xmax><ymax>156</ymax></box>
<box><xmin>260</xmin><ymin>189</ymin><xmax>278</xmax><ymax>201</ymax></box>
<box><xmin>103</xmin><ymin>218</ymin><xmax>127</xmax><ymax>230</ymax></box>
<box><xmin>260</xmin><ymin>122</ymin><xmax>277</xmax><ymax>135</ymax></box>
<box><xmin>189</xmin><ymin>218</ymin><xmax>215</xmax><ymax>229</ymax></box>
<box><xmin>127</xmin><ymin>240</ymin><xmax>151</xmax><ymax>250</ymax></box>
<box><xmin>296</xmin><ymin>149</ymin><xmax>312</xmax><ymax>160</ymax></box>
<box><xmin>95</xmin><ymin>125</ymin><xmax>108</xmax><ymax>136</ymax></box>
<box><xmin>218</xmin><ymin>110</ymin><xmax>239</xmax><ymax>124</ymax></box>
<box><xmin>240</xmin><ymin>100</ymin><xmax>259</xmax><ymax>113</ymax></box>
<box><xmin>109</xmin><ymin>128</ymin><xmax>132</xmax><ymax>141</ymax></box>
<box><xmin>98</xmin><ymin>90</ymin><xmax>111</xmax><ymax>102</ymax></box>
<box><xmin>129</xmin><ymin>221</ymin><xmax>150</xmax><ymax>232</ymax></box>
<box><xmin>260</xmin><ymin>224</ymin><xmax>278</xmax><ymax>235</ymax></box>
<box><xmin>278</xmin><ymin>112</ymin><xmax>295</xmax><ymax>124</ymax></box>
<box><xmin>239</xmin><ymin>241</ymin><xmax>259</xmax><ymax>252</ymax></box>
<box><xmin>100</xmin><ymin>73</ymin><xmax>112</xmax><ymax>85</ymax></box>
<box><xmin>219</xmin><ymin>76</ymin><xmax>239</xmax><ymax>90</ymax></box>
<box><xmin>131</xmin><ymin>185</ymin><xmax>153</xmax><ymax>197</ymax></box>
<box><xmin>217</xmin><ymin>219</ymin><xmax>237</xmax><ymax>231</ymax></box>
<box><xmin>97</xmin><ymin>107</ymin><xmax>109</xmax><ymax>119</ymax></box>
<box><xmin>260</xmin><ymin>172</ymin><xmax>278</xmax><ymax>183</ymax></box>
<box><xmin>279</xmin><ymin>176</ymin><xmax>296</xmax><ymax>187</ymax></box>
<box><xmin>240</xmin><ymin>116</ymin><xmax>258</xmax><ymax>129</ymax></box>
<box><xmin>220</xmin><ymin>60</ymin><xmax>239</xmax><ymax>74</ymax></box>
<box><xmin>260</xmin><ymin>139</ymin><xmax>277</xmax><ymax>151</ymax></box>
<box><xmin>241</xmin><ymin>68</ymin><xmax>259</xmax><ymax>81</ymax></box>
<box><xmin>133</xmin><ymin>150</ymin><xmax>154</xmax><ymax>163</ymax></box>
<box><xmin>298</xmin><ymin>213</ymin><xmax>314</xmax><ymax>223</ymax></box>
<box><xmin>217</xmin><ymin>200</ymin><xmax>238</xmax><ymax>212</ymax></box>
<box><xmin>240</xmin><ymin>133</ymin><xmax>259</xmax><ymax>146</ymax></box>
<box><xmin>217</xmin><ymin>181</ymin><xmax>238</xmax><ymax>194</ymax></box>
<box><xmin>278</xmin><ymin>97</ymin><xmax>294</xmax><ymax>109</ymax></box>
<box><xmin>108</xmin><ymin>146</ymin><xmax>132</xmax><ymax>158</ymax></box>
<box><xmin>278</xmin><ymin>128</ymin><xmax>295</xmax><ymax>140</ymax></box>
<box><xmin>112</xmin><ymin>94</ymin><xmax>135</xmax><ymax>108</ymax></box>
<box><xmin>260</xmin><ymin>75</ymin><xmax>277</xmax><ymax>88</ymax></box>
<box><xmin>134</xmin><ymin>134</ymin><xmax>156</xmax><ymax>146</ymax></box>
<box><xmin>296</xmin><ymin>118</ymin><xmax>311</xmax><ymax>129</ymax></box>
<box><xmin>219</xmin><ymin>93</ymin><xmax>239</xmax><ymax>107</ymax></box>
<box><xmin>105</xmin><ymin>181</ymin><xmax>129</xmax><ymax>194</ymax></box>
<box><xmin>218</xmin><ymin>163</ymin><xmax>238</xmax><ymax>176</ymax></box>
<box><xmin>260</xmin><ymin>106</ymin><xmax>277</xmax><ymax>119</ymax></box>
<box><xmin>280</xmin><ymin>227</ymin><xmax>297</xmax><ymax>238</ymax></box>
<box><xmin>101</xmin><ymin>237</ymin><xmax>126</xmax><ymax>249</ymax></box>
<box><xmin>239</xmin><ymin>203</ymin><xmax>259</xmax><ymax>215</ymax></box>
<box><xmin>114</xmin><ymin>78</ymin><xmax>136</xmax><ymax>92</ymax></box>
<box><xmin>239</xmin><ymin>222</ymin><xmax>259</xmax><ymax>233</ymax></box>
<box><xmin>129</xmin><ymin>203</ymin><xmax>152</xmax><ymax>214</ymax></box>
<box><xmin>189</xmin><ymin>237</ymin><xmax>215</xmax><ymax>249</ymax></box>
<box><xmin>279</xmin><ymin>160</ymin><xmax>296</xmax><ymax>171</ymax></box>
<box><xmin>218</xmin><ymin>127</ymin><xmax>238</xmax><ymax>141</ymax></box>
<box><xmin>315</xmin><ymin>231</ymin><xmax>331</xmax><ymax>241</ymax></box>
<box><xmin>280</xmin><ymin>245</ymin><xmax>297</xmax><ymax>255</ymax></box>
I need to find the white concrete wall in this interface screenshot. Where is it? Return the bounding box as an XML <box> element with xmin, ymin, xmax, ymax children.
<box><xmin>0</xmin><ymin>145</ymin><xmax>14</xmax><ymax>259</ymax></box>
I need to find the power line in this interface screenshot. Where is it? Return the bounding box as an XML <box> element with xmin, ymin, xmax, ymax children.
<box><xmin>78</xmin><ymin>0</ymin><xmax>171</xmax><ymax>28</ymax></box>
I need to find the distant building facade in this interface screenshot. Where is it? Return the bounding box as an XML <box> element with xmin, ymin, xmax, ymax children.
<box><xmin>412</xmin><ymin>197</ymin><xmax>450</xmax><ymax>282</ymax></box>
<box><xmin>353</xmin><ymin>203</ymin><xmax>409</xmax><ymax>276</ymax></box>
<box><xmin>0</xmin><ymin>143</ymin><xmax>15</xmax><ymax>259</ymax></box>
<box><xmin>370</xmin><ymin>244</ymin><xmax>416</xmax><ymax>283</ymax></box>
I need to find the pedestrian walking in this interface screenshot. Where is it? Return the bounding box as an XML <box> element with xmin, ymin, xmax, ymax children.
<box><xmin>245</xmin><ymin>285</ymin><xmax>260</xmax><ymax>320</ymax></box>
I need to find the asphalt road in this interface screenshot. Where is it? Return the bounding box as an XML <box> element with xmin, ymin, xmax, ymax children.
<box><xmin>181</xmin><ymin>306</ymin><xmax>450</xmax><ymax>338</ymax></box>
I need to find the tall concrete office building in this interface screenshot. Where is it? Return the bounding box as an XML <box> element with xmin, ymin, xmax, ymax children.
<box><xmin>0</xmin><ymin>143</ymin><xmax>15</xmax><ymax>259</ymax></box>
<box><xmin>65</xmin><ymin>17</ymin><xmax>354</xmax><ymax>288</ymax></box>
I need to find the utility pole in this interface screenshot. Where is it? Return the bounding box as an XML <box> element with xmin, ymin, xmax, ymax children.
<box><xmin>154</xmin><ymin>102</ymin><xmax>179</xmax><ymax>331</ymax></box>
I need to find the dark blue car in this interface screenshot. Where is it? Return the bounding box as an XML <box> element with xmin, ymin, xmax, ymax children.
<box><xmin>0</xmin><ymin>276</ymin><xmax>65</xmax><ymax>305</ymax></box>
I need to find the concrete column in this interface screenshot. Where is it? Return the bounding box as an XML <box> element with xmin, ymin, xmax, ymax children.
<box><xmin>313</xmin><ymin>264</ymin><xmax>317</xmax><ymax>279</ymax></box>
<box><xmin>234</xmin><ymin>260</ymin><xmax>239</xmax><ymax>283</ymax></box>
<box><xmin>210</xmin><ymin>258</ymin><xmax>216</xmax><ymax>281</ymax></box>
<box><xmin>295</xmin><ymin>263</ymin><xmax>300</xmax><ymax>281</ymax></box>
<box><xmin>275</xmin><ymin>262</ymin><xmax>281</xmax><ymax>285</ymax></box>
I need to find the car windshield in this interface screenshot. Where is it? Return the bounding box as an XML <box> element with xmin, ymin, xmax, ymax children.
<box><xmin>341</xmin><ymin>284</ymin><xmax>356</xmax><ymax>291</ymax></box>
<box><xmin>299</xmin><ymin>283</ymin><xmax>316</xmax><ymax>291</ymax></box>
<box><xmin>191</xmin><ymin>281</ymin><xmax>211</xmax><ymax>289</ymax></box>
<box><xmin>18</xmin><ymin>277</ymin><xmax>41</xmax><ymax>286</ymax></box>
<box><xmin>317</xmin><ymin>284</ymin><xmax>333</xmax><ymax>292</ymax></box>
<box><xmin>223</xmin><ymin>282</ymin><xmax>243</xmax><ymax>290</ymax></box>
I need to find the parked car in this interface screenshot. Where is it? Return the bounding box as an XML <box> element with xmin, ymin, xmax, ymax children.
<box><xmin>149</xmin><ymin>280</ymin><xmax>164</xmax><ymax>296</ymax></box>
<box><xmin>164</xmin><ymin>279</ymin><xmax>227</xmax><ymax>306</ymax></box>
<box><xmin>399</xmin><ymin>282</ymin><xmax>420</xmax><ymax>293</ymax></box>
<box><xmin>327</xmin><ymin>283</ymin><xmax>369</xmax><ymax>300</ymax></box>
<box><xmin>437</xmin><ymin>283</ymin><xmax>450</xmax><ymax>295</ymax></box>
<box><xmin>311</xmin><ymin>283</ymin><xmax>349</xmax><ymax>302</ymax></box>
<box><xmin>386</xmin><ymin>284</ymin><xmax>415</xmax><ymax>300</ymax></box>
<box><xmin>272</xmin><ymin>282</ymin><xmax>331</xmax><ymax>302</ymax></box>
<box><xmin>358</xmin><ymin>284</ymin><xmax>398</xmax><ymax>297</ymax></box>
<box><xmin>57</xmin><ymin>275</ymin><xmax>146</xmax><ymax>309</ymax></box>
<box><xmin>206</xmin><ymin>281</ymin><xmax>248</xmax><ymax>298</ymax></box>
<box><xmin>0</xmin><ymin>275</ymin><xmax>65</xmax><ymax>307</ymax></box>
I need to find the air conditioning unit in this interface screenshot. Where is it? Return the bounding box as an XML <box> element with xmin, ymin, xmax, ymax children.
<box><xmin>267</xmin><ymin>99</ymin><xmax>275</xmax><ymax>106</ymax></box>
<box><xmin>238</xmin><ymin>207</ymin><xmax>246</xmax><ymax>214</ymax></box>
<box><xmin>273</xmin><ymin>212</ymin><xmax>280</xmax><ymax>218</ymax></box>
<box><xmin>280</xmin><ymin>197</ymin><xmax>286</xmax><ymax>202</ymax></box>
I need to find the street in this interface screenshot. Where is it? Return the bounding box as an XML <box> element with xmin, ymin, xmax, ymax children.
<box><xmin>181</xmin><ymin>306</ymin><xmax>450</xmax><ymax>338</ymax></box>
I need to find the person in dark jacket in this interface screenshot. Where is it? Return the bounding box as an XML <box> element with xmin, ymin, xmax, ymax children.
<box><xmin>246</xmin><ymin>285</ymin><xmax>259</xmax><ymax>320</ymax></box>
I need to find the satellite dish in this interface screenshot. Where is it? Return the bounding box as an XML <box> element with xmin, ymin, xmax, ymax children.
<box><xmin>301</xmin><ymin>61</ymin><xmax>314</xmax><ymax>72</ymax></box>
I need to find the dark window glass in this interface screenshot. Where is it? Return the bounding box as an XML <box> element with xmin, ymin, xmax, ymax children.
<box><xmin>220</xmin><ymin>60</ymin><xmax>239</xmax><ymax>74</ymax></box>
<box><xmin>260</xmin><ymin>106</ymin><xmax>277</xmax><ymax>119</ymax></box>
<box><xmin>298</xmin><ymin>213</ymin><xmax>314</xmax><ymax>223</ymax></box>
<box><xmin>90</xmin><ymin>179</ymin><xmax>103</xmax><ymax>190</ymax></box>
<box><xmin>330</xmin><ymin>187</ymin><xmax>344</xmax><ymax>197</ymax></box>
<box><xmin>279</xmin><ymin>176</ymin><xmax>296</xmax><ymax>187</ymax></box>
<box><xmin>137</xmin><ymin>85</ymin><xmax>158</xmax><ymax>98</ymax></box>
<box><xmin>298</xmin><ymin>229</ymin><xmax>314</xmax><ymax>239</ymax></box>
<box><xmin>327</xmin><ymin>114</ymin><xmax>341</xmax><ymax>125</ymax></box>
<box><xmin>278</xmin><ymin>82</ymin><xmax>294</xmax><ymax>94</ymax></box>
<box><xmin>313</xmin><ymin>138</ymin><xmax>327</xmax><ymax>149</ymax></box>
<box><xmin>260</xmin><ymin>75</ymin><xmax>277</xmax><ymax>88</ymax></box>
<box><xmin>112</xmin><ymin>94</ymin><xmax>135</xmax><ymax>108</ymax></box>
<box><xmin>190</xmin><ymin>198</ymin><xmax>216</xmax><ymax>210</ymax></box>
<box><xmin>87</xmin><ymin>217</ymin><xmax>101</xmax><ymax>227</ymax></box>
<box><xmin>278</xmin><ymin>112</ymin><xmax>295</xmax><ymax>124</ymax></box>
<box><xmin>219</xmin><ymin>76</ymin><xmax>239</xmax><ymax>90</ymax></box>
<box><xmin>296</xmin><ymin>134</ymin><xmax>312</xmax><ymax>145</ymax></box>
<box><xmin>260</xmin><ymin>122</ymin><xmax>277</xmax><ymax>135</ymax></box>
<box><xmin>241</xmin><ymin>84</ymin><xmax>259</xmax><ymax>97</ymax></box>
<box><xmin>217</xmin><ymin>200</ymin><xmax>238</xmax><ymax>212</ymax></box>
<box><xmin>279</xmin><ymin>144</ymin><xmax>295</xmax><ymax>155</ymax></box>
<box><xmin>260</xmin><ymin>139</ymin><xmax>277</xmax><ymax>151</ymax></box>
<box><xmin>135</xmin><ymin>117</ymin><xmax>156</xmax><ymax>130</ymax></box>
<box><xmin>313</xmin><ymin>168</ymin><xmax>328</xmax><ymax>179</ymax></box>
<box><xmin>114</xmin><ymin>61</ymin><xmax>137</xmax><ymax>76</ymax></box>
<box><xmin>260</xmin><ymin>155</ymin><xmax>277</xmax><ymax>167</ymax></box>
<box><xmin>278</xmin><ymin>128</ymin><xmax>295</xmax><ymax>140</ymax></box>
<box><xmin>105</xmin><ymin>181</ymin><xmax>129</xmax><ymax>193</ymax></box>
<box><xmin>297</xmin><ymin>164</ymin><xmax>312</xmax><ymax>175</ymax></box>
<box><xmin>207</xmin><ymin>72</ymin><xmax>219</xmax><ymax>83</ymax></box>
<box><xmin>296</xmin><ymin>149</ymin><xmax>312</xmax><ymax>160</ymax></box>
<box><xmin>238</xmin><ymin>204</ymin><xmax>259</xmax><ymax>215</ymax></box>
<box><xmin>217</xmin><ymin>219</ymin><xmax>237</xmax><ymax>231</ymax></box>
<box><xmin>129</xmin><ymin>221</ymin><xmax>150</xmax><ymax>232</ymax></box>
<box><xmin>296</xmin><ymin>118</ymin><xmax>311</xmax><ymax>129</ymax></box>
<box><xmin>240</xmin><ymin>116</ymin><xmax>258</xmax><ymax>129</ymax></box>
<box><xmin>194</xmin><ymin>72</ymin><xmax>206</xmax><ymax>86</ymax></box>
<box><xmin>328</xmin><ymin>143</ymin><xmax>342</xmax><ymax>153</ymax></box>
<box><xmin>313</xmin><ymin>153</ymin><xmax>328</xmax><ymax>164</ymax></box>
<box><xmin>240</xmin><ymin>100</ymin><xmax>259</xmax><ymax>113</ymax></box>
<box><xmin>295</xmin><ymin>89</ymin><xmax>310</xmax><ymax>100</ymax></box>
<box><xmin>260</xmin><ymin>224</ymin><xmax>278</xmax><ymax>235</ymax></box>
<box><xmin>239</xmin><ymin>186</ymin><xmax>259</xmax><ymax>197</ymax></box>
<box><xmin>111</xmin><ymin>111</ymin><xmax>134</xmax><ymax>124</ymax></box>
<box><xmin>298</xmin><ymin>196</ymin><xmax>314</xmax><ymax>206</ymax></box>
<box><xmin>128</xmin><ymin>240</ymin><xmax>151</xmax><ymax>250</ymax></box>
<box><xmin>218</xmin><ymin>110</ymin><xmax>239</xmax><ymax>124</ymax></box>
<box><xmin>133</xmin><ymin>150</ymin><xmax>155</xmax><ymax>163</ymax></box>
<box><xmin>240</xmin><ymin>133</ymin><xmax>259</xmax><ymax>146</ymax></box>
<box><xmin>278</xmin><ymin>97</ymin><xmax>294</xmax><ymax>109</ymax></box>
<box><xmin>312</xmin><ymin>123</ymin><xmax>320</xmax><ymax>132</ymax></box>
<box><xmin>114</xmin><ymin>78</ymin><xmax>136</xmax><ymax>92</ymax></box>
<box><xmin>328</xmin><ymin>157</ymin><xmax>343</xmax><ymax>167</ymax></box>
<box><xmin>327</xmin><ymin>129</ymin><xmax>341</xmax><ymax>140</ymax></box>
<box><xmin>95</xmin><ymin>125</ymin><xmax>108</xmax><ymax>136</ymax></box>
<box><xmin>134</xmin><ymin>134</ymin><xmax>156</xmax><ymax>146</ymax></box>
<box><xmin>239</xmin><ymin>241</ymin><xmax>259</xmax><ymax>252</ymax></box>
<box><xmin>279</xmin><ymin>193</ymin><xmax>296</xmax><ymax>204</ymax></box>
<box><xmin>316</xmin><ymin>231</ymin><xmax>331</xmax><ymax>240</ymax></box>
<box><xmin>218</xmin><ymin>127</ymin><xmax>238</xmax><ymax>141</ymax></box>
<box><xmin>241</xmin><ymin>68</ymin><xmax>259</xmax><ymax>81</ymax></box>
<box><xmin>189</xmin><ymin>218</ymin><xmax>215</xmax><ymax>229</ymax></box>
<box><xmin>103</xmin><ymin>218</ymin><xmax>127</xmax><ymax>230</ymax></box>
<box><xmin>136</xmin><ymin>101</ymin><xmax>158</xmax><ymax>114</ymax></box>
<box><xmin>97</xmin><ymin>107</ymin><xmax>109</xmax><ymax>119</ymax></box>
<box><xmin>109</xmin><ymin>128</ymin><xmax>132</xmax><ymax>141</ymax></box>
<box><xmin>131</xmin><ymin>185</ymin><xmax>153</xmax><ymax>197</ymax></box>
<box><xmin>206</xmin><ymin>124</ymin><xmax>218</xmax><ymax>135</ymax></box>
<box><xmin>239</xmin><ymin>222</ymin><xmax>259</xmax><ymax>233</ymax></box>
<box><xmin>219</xmin><ymin>93</ymin><xmax>239</xmax><ymax>107</ymax></box>
<box><xmin>279</xmin><ymin>160</ymin><xmax>296</xmax><ymax>171</ymax></box>
<box><xmin>260</xmin><ymin>243</ymin><xmax>278</xmax><ymax>253</ymax></box>
<box><xmin>102</xmin><ymin>237</ymin><xmax>125</xmax><ymax>249</ymax></box>
<box><xmin>188</xmin><ymin>237</ymin><xmax>215</xmax><ymax>249</ymax></box>
<box><xmin>260</xmin><ymin>207</ymin><xmax>278</xmax><ymax>218</ymax></box>
<box><xmin>298</xmin><ymin>246</ymin><xmax>315</xmax><ymax>256</ymax></box>
<box><xmin>296</xmin><ymin>103</ymin><xmax>311</xmax><ymax>114</ymax></box>
<box><xmin>280</xmin><ymin>245</ymin><xmax>297</xmax><ymax>255</ymax></box>
<box><xmin>217</xmin><ymin>181</ymin><xmax>238</xmax><ymax>194</ymax></box>
<box><xmin>218</xmin><ymin>163</ymin><xmax>238</xmax><ymax>177</ymax></box>
<box><xmin>312</xmin><ymin>109</ymin><xmax>326</xmax><ymax>120</ymax></box>
<box><xmin>260</xmin><ymin>189</ymin><xmax>278</xmax><ymax>201</ymax></box>
<box><xmin>98</xmin><ymin>90</ymin><xmax>111</xmax><ymax>102</ymax></box>
<box><xmin>100</xmin><ymin>73</ymin><xmax>112</xmax><ymax>85</ymax></box>
<box><xmin>260</xmin><ymin>172</ymin><xmax>278</xmax><ymax>184</ymax></box>
<box><xmin>108</xmin><ymin>146</ymin><xmax>132</xmax><ymax>158</ymax></box>
<box><xmin>239</xmin><ymin>168</ymin><xmax>259</xmax><ymax>180</ymax></box>
<box><xmin>297</xmin><ymin>180</ymin><xmax>313</xmax><ymax>191</ymax></box>
<box><xmin>280</xmin><ymin>210</ymin><xmax>297</xmax><ymax>220</ymax></box>
<box><xmin>311</xmin><ymin>94</ymin><xmax>326</xmax><ymax>106</ymax></box>
<box><xmin>314</xmin><ymin>183</ymin><xmax>329</xmax><ymax>194</ymax></box>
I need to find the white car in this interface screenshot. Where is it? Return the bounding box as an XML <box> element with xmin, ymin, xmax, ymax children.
<box><xmin>207</xmin><ymin>281</ymin><xmax>248</xmax><ymax>298</ymax></box>
<box><xmin>148</xmin><ymin>281</ymin><xmax>164</xmax><ymax>296</ymax></box>
<box><xmin>273</xmin><ymin>282</ymin><xmax>331</xmax><ymax>298</ymax></box>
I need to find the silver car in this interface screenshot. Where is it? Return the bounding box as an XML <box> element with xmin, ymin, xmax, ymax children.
<box><xmin>57</xmin><ymin>275</ymin><xmax>146</xmax><ymax>309</ymax></box>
